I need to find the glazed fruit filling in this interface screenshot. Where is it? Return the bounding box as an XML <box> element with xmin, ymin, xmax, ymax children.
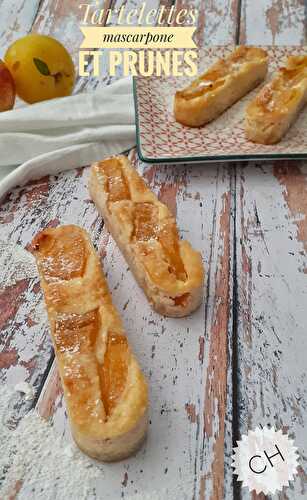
<box><xmin>173</xmin><ymin>292</ymin><xmax>190</xmax><ymax>307</ymax></box>
<box><xmin>100</xmin><ymin>160</ymin><xmax>187</xmax><ymax>282</ymax></box>
<box><xmin>281</xmin><ymin>57</ymin><xmax>307</xmax><ymax>85</ymax></box>
<box><xmin>179</xmin><ymin>77</ymin><xmax>226</xmax><ymax>100</ymax></box>
<box><xmin>100</xmin><ymin>333</ymin><xmax>128</xmax><ymax>416</ymax></box>
<box><xmin>55</xmin><ymin>309</ymin><xmax>128</xmax><ymax>418</ymax></box>
<box><xmin>133</xmin><ymin>202</ymin><xmax>158</xmax><ymax>241</ymax></box>
<box><xmin>158</xmin><ymin>222</ymin><xmax>187</xmax><ymax>280</ymax></box>
<box><xmin>263</xmin><ymin>87</ymin><xmax>299</xmax><ymax>112</ymax></box>
<box><xmin>100</xmin><ymin>158</ymin><xmax>131</xmax><ymax>202</ymax></box>
<box><xmin>55</xmin><ymin>310</ymin><xmax>102</xmax><ymax>418</ymax></box>
<box><xmin>179</xmin><ymin>47</ymin><xmax>267</xmax><ymax>100</ymax></box>
<box><xmin>54</xmin><ymin>310</ymin><xmax>98</xmax><ymax>354</ymax></box>
<box><xmin>254</xmin><ymin>57</ymin><xmax>307</xmax><ymax>113</ymax></box>
<box><xmin>35</xmin><ymin>229</ymin><xmax>87</xmax><ymax>281</ymax></box>
<box><xmin>230</xmin><ymin>46</ymin><xmax>264</xmax><ymax>63</ymax></box>
<box><xmin>133</xmin><ymin>202</ymin><xmax>186</xmax><ymax>280</ymax></box>
<box><xmin>257</xmin><ymin>78</ymin><xmax>303</xmax><ymax>112</ymax></box>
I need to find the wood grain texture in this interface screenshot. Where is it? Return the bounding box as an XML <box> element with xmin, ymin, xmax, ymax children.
<box><xmin>240</xmin><ymin>0</ymin><xmax>306</xmax><ymax>45</ymax></box>
<box><xmin>237</xmin><ymin>3</ymin><xmax>307</xmax><ymax>499</ymax></box>
<box><xmin>31</xmin><ymin>0</ymin><xmax>111</xmax><ymax>93</ymax></box>
<box><xmin>31</xmin><ymin>0</ymin><xmax>86</xmax><ymax>62</ymax></box>
<box><xmin>194</xmin><ymin>0</ymin><xmax>239</xmax><ymax>46</ymax></box>
<box><xmin>236</xmin><ymin>162</ymin><xmax>307</xmax><ymax>500</ymax></box>
<box><xmin>0</xmin><ymin>0</ymin><xmax>41</xmax><ymax>55</ymax></box>
<box><xmin>169</xmin><ymin>0</ymin><xmax>239</xmax><ymax>46</ymax></box>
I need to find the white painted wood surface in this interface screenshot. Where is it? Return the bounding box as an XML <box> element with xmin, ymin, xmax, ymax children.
<box><xmin>236</xmin><ymin>163</ymin><xmax>307</xmax><ymax>500</ymax></box>
<box><xmin>0</xmin><ymin>0</ymin><xmax>41</xmax><ymax>53</ymax></box>
<box><xmin>240</xmin><ymin>0</ymin><xmax>306</xmax><ymax>45</ymax></box>
<box><xmin>237</xmin><ymin>4</ymin><xmax>307</xmax><ymax>499</ymax></box>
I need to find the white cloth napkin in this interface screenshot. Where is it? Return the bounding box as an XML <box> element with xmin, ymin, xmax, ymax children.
<box><xmin>0</xmin><ymin>77</ymin><xmax>135</xmax><ymax>199</ymax></box>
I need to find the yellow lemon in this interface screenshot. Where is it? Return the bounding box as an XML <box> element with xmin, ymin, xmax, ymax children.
<box><xmin>5</xmin><ymin>34</ymin><xmax>75</xmax><ymax>104</ymax></box>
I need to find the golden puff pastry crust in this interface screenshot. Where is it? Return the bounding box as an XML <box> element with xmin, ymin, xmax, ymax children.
<box><xmin>174</xmin><ymin>46</ymin><xmax>268</xmax><ymax>127</ymax></box>
<box><xmin>31</xmin><ymin>225</ymin><xmax>148</xmax><ymax>462</ymax></box>
<box><xmin>89</xmin><ymin>156</ymin><xmax>204</xmax><ymax>317</ymax></box>
<box><xmin>245</xmin><ymin>55</ymin><xmax>307</xmax><ymax>144</ymax></box>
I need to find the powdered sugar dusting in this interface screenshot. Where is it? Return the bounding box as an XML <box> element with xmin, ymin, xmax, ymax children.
<box><xmin>0</xmin><ymin>385</ymin><xmax>101</xmax><ymax>500</ymax></box>
<box><xmin>0</xmin><ymin>241</ymin><xmax>38</xmax><ymax>288</ymax></box>
<box><xmin>126</xmin><ymin>490</ymin><xmax>174</xmax><ymax>500</ymax></box>
<box><xmin>14</xmin><ymin>382</ymin><xmax>35</xmax><ymax>401</ymax></box>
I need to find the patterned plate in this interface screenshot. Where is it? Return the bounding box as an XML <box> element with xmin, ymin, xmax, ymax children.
<box><xmin>134</xmin><ymin>46</ymin><xmax>307</xmax><ymax>163</ymax></box>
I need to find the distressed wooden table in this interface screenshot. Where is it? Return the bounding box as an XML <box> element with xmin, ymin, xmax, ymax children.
<box><xmin>0</xmin><ymin>1</ymin><xmax>306</xmax><ymax>499</ymax></box>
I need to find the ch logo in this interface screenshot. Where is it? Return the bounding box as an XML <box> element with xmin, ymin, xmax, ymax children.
<box><xmin>249</xmin><ymin>444</ymin><xmax>284</xmax><ymax>474</ymax></box>
<box><xmin>232</xmin><ymin>426</ymin><xmax>299</xmax><ymax>495</ymax></box>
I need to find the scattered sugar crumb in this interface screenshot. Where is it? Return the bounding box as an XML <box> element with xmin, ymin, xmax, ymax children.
<box><xmin>14</xmin><ymin>382</ymin><xmax>35</xmax><ymax>401</ymax></box>
<box><xmin>0</xmin><ymin>241</ymin><xmax>38</xmax><ymax>288</ymax></box>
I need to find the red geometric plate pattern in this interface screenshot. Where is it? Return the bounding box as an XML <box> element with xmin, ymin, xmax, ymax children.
<box><xmin>134</xmin><ymin>46</ymin><xmax>307</xmax><ymax>163</ymax></box>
